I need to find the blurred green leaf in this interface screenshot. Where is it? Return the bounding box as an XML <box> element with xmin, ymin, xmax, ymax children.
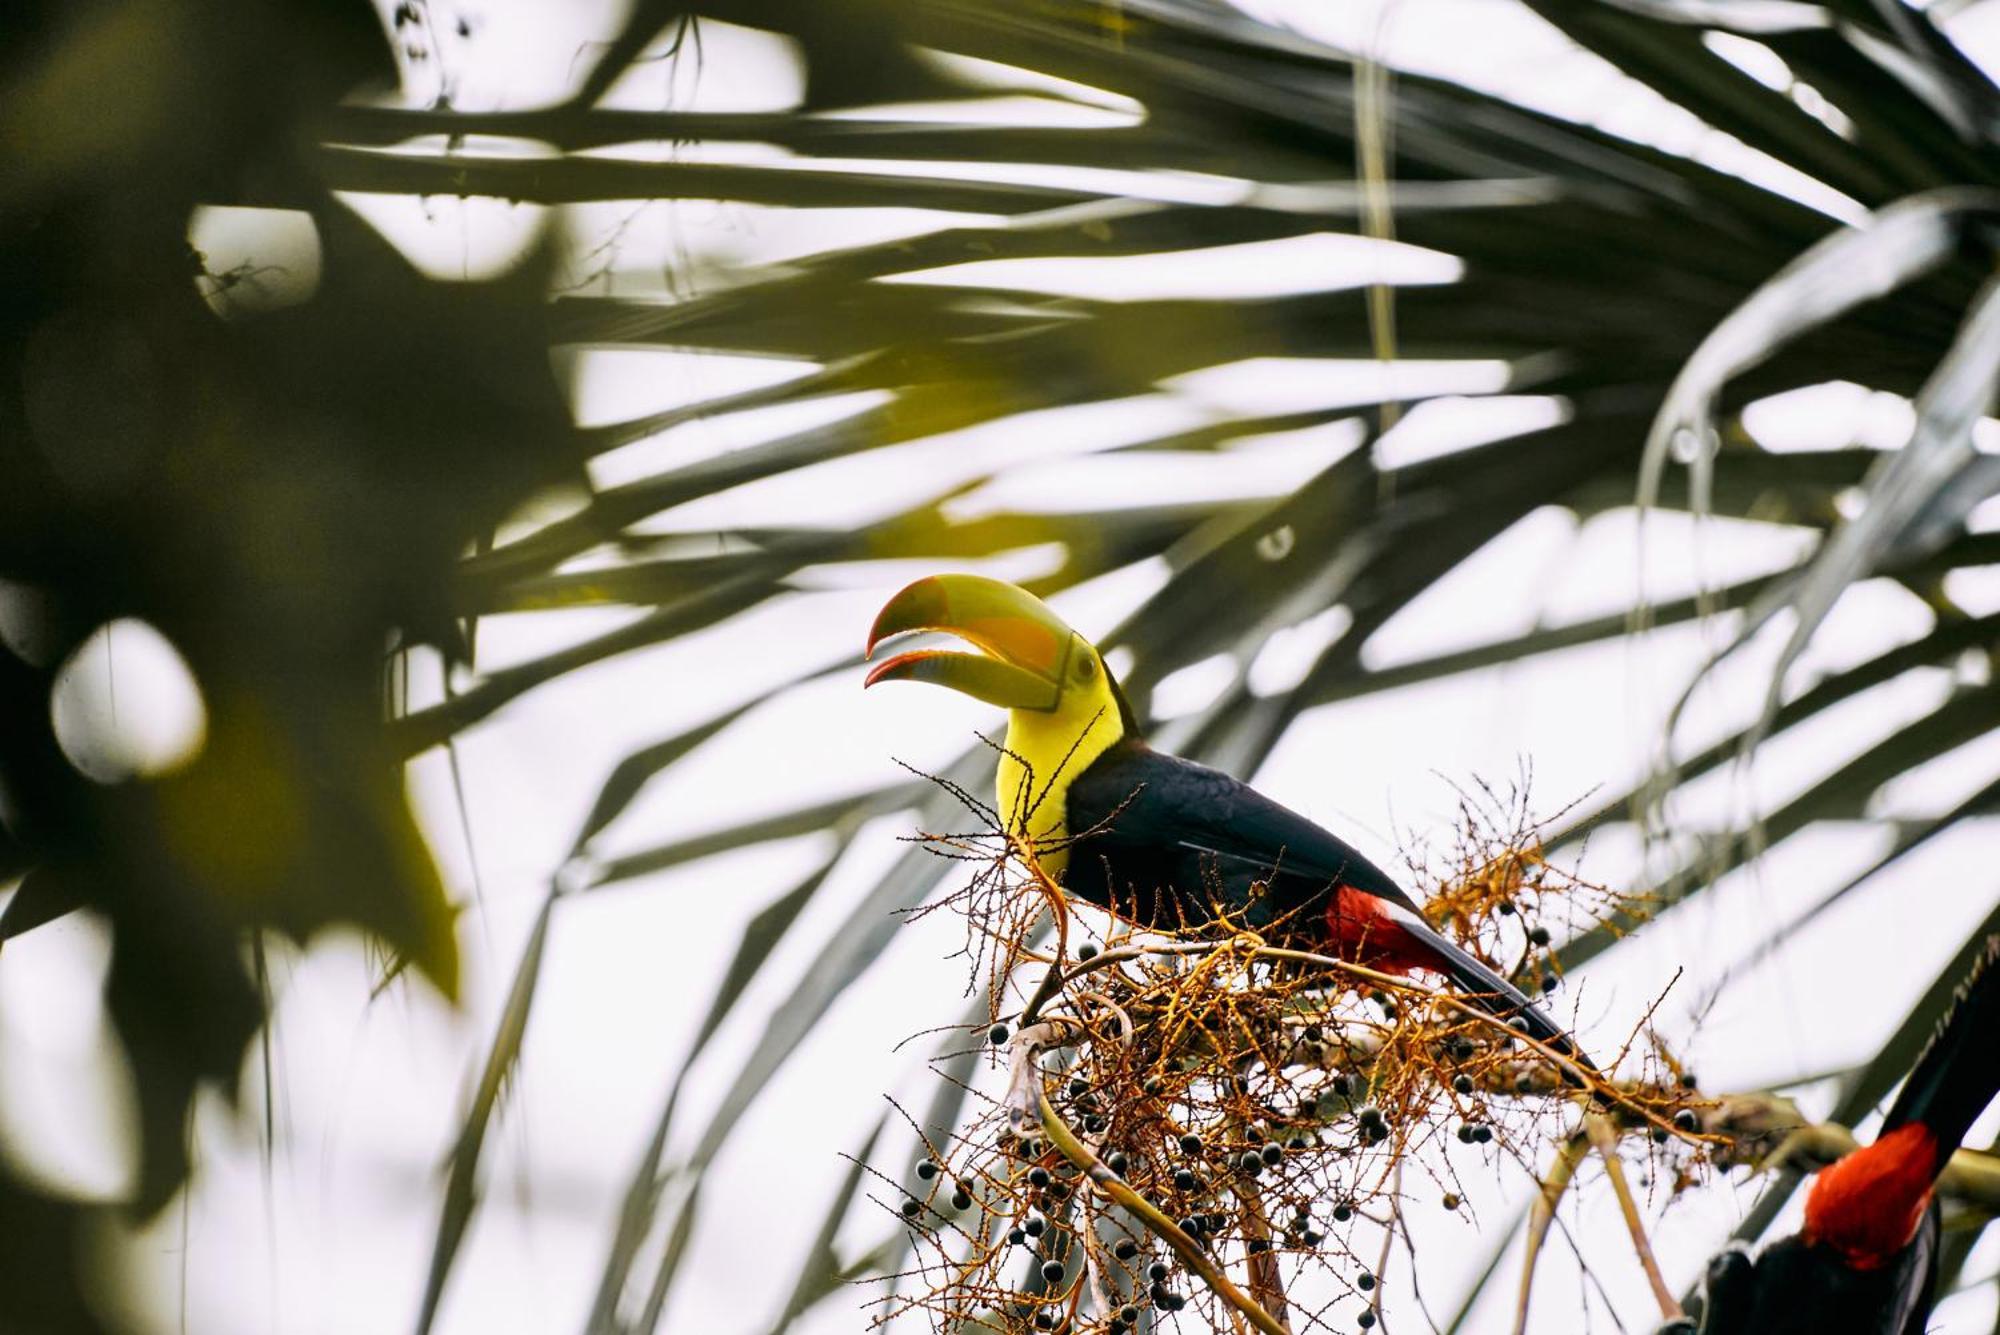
<box><xmin>585</xmin><ymin>851</ymin><xmax>842</xmax><ymax>1332</ymax></box>
<box><xmin>762</xmin><ymin>1110</ymin><xmax>893</xmax><ymax>1335</ymax></box>
<box><xmin>0</xmin><ymin>1176</ymin><xmax>106</xmax><ymax>1335</ymax></box>
<box><xmin>416</xmin><ymin>889</ymin><xmax>556</xmax><ymax>1335</ymax></box>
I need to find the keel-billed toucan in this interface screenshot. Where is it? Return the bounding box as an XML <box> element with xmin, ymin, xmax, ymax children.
<box><xmin>864</xmin><ymin>573</ymin><xmax>1592</xmax><ymax>1068</ymax></box>
<box><xmin>1676</xmin><ymin>934</ymin><xmax>2000</xmax><ymax>1335</ymax></box>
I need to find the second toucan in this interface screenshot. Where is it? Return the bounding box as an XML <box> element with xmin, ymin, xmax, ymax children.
<box><xmin>1676</xmin><ymin>933</ymin><xmax>2000</xmax><ymax>1335</ymax></box>
<box><xmin>865</xmin><ymin>572</ymin><xmax>1593</xmax><ymax>1069</ymax></box>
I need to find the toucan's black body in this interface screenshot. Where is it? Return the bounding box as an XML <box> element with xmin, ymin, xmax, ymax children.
<box><xmin>1060</xmin><ymin>737</ymin><xmax>1414</xmax><ymax>938</ymax></box>
<box><xmin>1677</xmin><ymin>934</ymin><xmax>2000</xmax><ymax>1335</ymax></box>
<box><xmin>1691</xmin><ymin>1213</ymin><xmax>1940</xmax><ymax>1335</ymax></box>
<box><xmin>1057</xmin><ymin>736</ymin><xmax>1590</xmax><ymax>1064</ymax></box>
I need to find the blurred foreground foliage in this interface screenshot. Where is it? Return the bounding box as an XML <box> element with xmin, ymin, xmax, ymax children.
<box><xmin>0</xmin><ymin>0</ymin><xmax>1997</xmax><ymax>1331</ymax></box>
<box><xmin>1</xmin><ymin>2</ymin><xmax>576</xmax><ymax>1328</ymax></box>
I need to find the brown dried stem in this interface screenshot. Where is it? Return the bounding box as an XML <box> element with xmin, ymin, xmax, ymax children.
<box><xmin>1586</xmin><ymin>1113</ymin><xmax>1682</xmax><ymax>1321</ymax></box>
<box><xmin>1702</xmin><ymin>1091</ymin><xmax>2000</xmax><ymax>1212</ymax></box>
<box><xmin>1513</xmin><ymin>1131</ymin><xmax>1589</xmax><ymax>1335</ymax></box>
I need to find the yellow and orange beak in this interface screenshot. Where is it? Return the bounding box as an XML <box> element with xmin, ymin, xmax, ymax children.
<box><xmin>864</xmin><ymin>574</ymin><xmax>1075</xmax><ymax>711</ymax></box>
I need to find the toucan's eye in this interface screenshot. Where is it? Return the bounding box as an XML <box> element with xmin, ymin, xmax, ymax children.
<box><xmin>1074</xmin><ymin>652</ymin><xmax>1097</xmax><ymax>682</ymax></box>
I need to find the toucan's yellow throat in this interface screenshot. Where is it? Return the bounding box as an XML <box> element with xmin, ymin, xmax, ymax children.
<box><xmin>864</xmin><ymin>574</ymin><xmax>1128</xmax><ymax>870</ymax></box>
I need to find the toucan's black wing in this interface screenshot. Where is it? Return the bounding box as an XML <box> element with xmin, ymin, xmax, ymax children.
<box><xmin>1061</xmin><ymin>739</ymin><xmax>1417</xmax><ymax>930</ymax></box>
<box><xmin>1061</xmin><ymin>740</ymin><xmax>1588</xmax><ymax>1065</ymax></box>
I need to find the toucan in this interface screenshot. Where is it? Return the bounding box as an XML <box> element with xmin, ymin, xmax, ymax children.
<box><xmin>1677</xmin><ymin>934</ymin><xmax>2000</xmax><ymax>1335</ymax></box>
<box><xmin>864</xmin><ymin>573</ymin><xmax>1593</xmax><ymax>1069</ymax></box>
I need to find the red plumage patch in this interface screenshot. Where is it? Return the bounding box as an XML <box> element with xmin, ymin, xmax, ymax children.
<box><xmin>1322</xmin><ymin>886</ymin><xmax>1433</xmax><ymax>975</ymax></box>
<box><xmin>1802</xmin><ymin>1122</ymin><xmax>1939</xmax><ymax>1271</ymax></box>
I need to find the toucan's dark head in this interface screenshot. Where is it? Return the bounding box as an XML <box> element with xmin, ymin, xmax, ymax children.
<box><xmin>864</xmin><ymin>574</ymin><xmax>1135</xmax><ymax>732</ymax></box>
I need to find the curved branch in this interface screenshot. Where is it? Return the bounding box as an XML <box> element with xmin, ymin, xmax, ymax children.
<box><xmin>1037</xmin><ymin>1094</ymin><xmax>1290</xmax><ymax>1335</ymax></box>
<box><xmin>1699</xmin><ymin>1091</ymin><xmax>2000</xmax><ymax>1214</ymax></box>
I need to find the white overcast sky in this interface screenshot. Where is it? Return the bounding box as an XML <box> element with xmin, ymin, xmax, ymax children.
<box><xmin>5</xmin><ymin>1</ymin><xmax>2000</xmax><ymax>1333</ymax></box>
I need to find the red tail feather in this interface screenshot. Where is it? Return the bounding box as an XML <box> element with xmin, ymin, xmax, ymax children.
<box><xmin>1323</xmin><ymin>885</ymin><xmax>1433</xmax><ymax>975</ymax></box>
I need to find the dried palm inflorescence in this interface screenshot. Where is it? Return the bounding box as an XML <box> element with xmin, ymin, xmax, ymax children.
<box><xmin>873</xmin><ymin>782</ymin><xmax>1710</xmax><ymax>1333</ymax></box>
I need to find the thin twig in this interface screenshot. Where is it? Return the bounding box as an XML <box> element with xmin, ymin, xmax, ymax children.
<box><xmin>1372</xmin><ymin>1161</ymin><xmax>1400</xmax><ymax>1335</ymax></box>
<box><xmin>1514</xmin><ymin>1132</ymin><xmax>1589</xmax><ymax>1335</ymax></box>
<box><xmin>1235</xmin><ymin>1144</ymin><xmax>1293</xmax><ymax>1334</ymax></box>
<box><xmin>1586</xmin><ymin>1114</ymin><xmax>1682</xmax><ymax>1322</ymax></box>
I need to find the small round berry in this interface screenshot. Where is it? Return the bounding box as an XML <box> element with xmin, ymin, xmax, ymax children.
<box><xmin>1650</xmin><ymin>1126</ymin><xmax>1669</xmax><ymax>1144</ymax></box>
<box><xmin>1247</xmin><ymin>1237</ymin><xmax>1271</xmax><ymax>1255</ymax></box>
<box><xmin>951</xmin><ymin>1189</ymin><xmax>972</xmax><ymax>1210</ymax></box>
<box><xmin>1024</xmin><ymin>1216</ymin><xmax>1047</xmax><ymax>1238</ymax></box>
<box><xmin>1028</xmin><ymin>1166</ymin><xmax>1051</xmax><ymax>1188</ymax></box>
<box><xmin>1332</xmin><ymin>1202</ymin><xmax>1354</xmax><ymax>1223</ymax></box>
<box><xmin>1473</xmin><ymin>1124</ymin><xmax>1493</xmax><ymax>1144</ymax></box>
<box><xmin>1497</xmin><ymin>900</ymin><xmax>1516</xmax><ymax>915</ymax></box>
<box><xmin>1039</xmin><ymin>1259</ymin><xmax>1064</xmax><ymax>1283</ymax></box>
<box><xmin>1118</xmin><ymin>1304</ymin><xmax>1139</xmax><ymax>1326</ymax></box>
<box><xmin>988</xmin><ymin>1023</ymin><xmax>1010</xmax><ymax>1045</ymax></box>
<box><xmin>1359</xmin><ymin>1308</ymin><xmax>1378</xmax><ymax>1329</ymax></box>
<box><xmin>900</xmin><ymin>1198</ymin><xmax>922</xmax><ymax>1218</ymax></box>
<box><xmin>1148</xmin><ymin>1261</ymin><xmax>1170</xmax><ymax>1282</ymax></box>
<box><xmin>915</xmin><ymin>1159</ymin><xmax>938</xmax><ymax>1180</ymax></box>
<box><xmin>1302</xmin><ymin>1024</ymin><xmax>1324</xmax><ymax>1043</ymax></box>
<box><xmin>1357</xmin><ymin>1105</ymin><xmax>1384</xmax><ymax>1129</ymax></box>
<box><xmin>1456</xmin><ymin>1124</ymin><xmax>1475</xmax><ymax>1144</ymax></box>
<box><xmin>1178</xmin><ymin>1133</ymin><xmax>1203</xmax><ymax>1155</ymax></box>
<box><xmin>1260</xmin><ymin>1142</ymin><xmax>1283</xmax><ymax>1166</ymax></box>
<box><xmin>1287</xmin><ymin>1136</ymin><xmax>1309</xmax><ymax>1150</ymax></box>
<box><xmin>1173</xmin><ymin>1168</ymin><xmax>1198</xmax><ymax>1191</ymax></box>
<box><xmin>1142</xmin><ymin>1075</ymin><xmax>1165</xmax><ymax>1096</ymax></box>
<box><xmin>1453</xmin><ymin>1074</ymin><xmax>1474</xmax><ymax>1095</ymax></box>
<box><xmin>1068</xmin><ymin>1078</ymin><xmax>1089</xmax><ymax>1099</ymax></box>
<box><xmin>1302</xmin><ymin>1228</ymin><xmax>1325</xmax><ymax>1246</ymax></box>
<box><xmin>1239</xmin><ymin>1150</ymin><xmax>1264</xmax><ymax>1174</ymax></box>
<box><xmin>1357</xmin><ymin>1271</ymin><xmax>1375</xmax><ymax>1292</ymax></box>
<box><xmin>1084</xmin><ymin>1115</ymin><xmax>1107</xmax><ymax>1133</ymax></box>
<box><xmin>1541</xmin><ymin>972</ymin><xmax>1560</xmax><ymax>994</ymax></box>
<box><xmin>1008</xmin><ymin>1227</ymin><xmax>1027</xmax><ymax>1246</ymax></box>
<box><xmin>1442</xmin><ymin>1192</ymin><xmax>1461</xmax><ymax>1210</ymax></box>
<box><xmin>1113</xmin><ymin>1238</ymin><xmax>1139</xmax><ymax>1261</ymax></box>
<box><xmin>1077</xmin><ymin>942</ymin><xmax>1100</xmax><ymax>961</ymax></box>
<box><xmin>1679</xmin><ymin>1071</ymin><xmax>1699</xmax><ymax>1089</ymax></box>
<box><xmin>1106</xmin><ymin>1151</ymin><xmax>1130</xmax><ymax>1176</ymax></box>
<box><xmin>1178</xmin><ymin>1214</ymin><xmax>1205</xmax><ymax>1237</ymax></box>
<box><xmin>1528</xmin><ymin>926</ymin><xmax>1551</xmax><ymax>946</ymax></box>
<box><xmin>1032</xmin><ymin>1311</ymin><xmax>1055</xmax><ymax>1331</ymax></box>
<box><xmin>1674</xmin><ymin>1109</ymin><xmax>1700</xmax><ymax>1133</ymax></box>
